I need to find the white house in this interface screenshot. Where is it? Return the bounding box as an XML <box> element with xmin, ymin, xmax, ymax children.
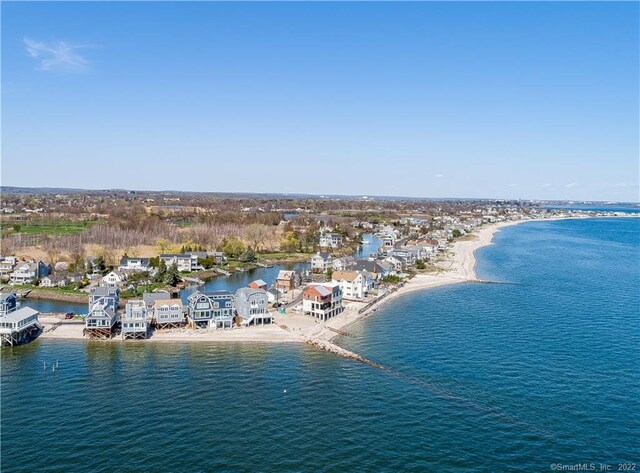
<box><xmin>311</xmin><ymin>252</ymin><xmax>332</xmax><ymax>273</ymax></box>
<box><xmin>331</xmin><ymin>256</ymin><xmax>356</xmax><ymax>271</ymax></box>
<box><xmin>319</xmin><ymin>232</ymin><xmax>343</xmax><ymax>249</ymax></box>
<box><xmin>119</xmin><ymin>257</ymin><xmax>151</xmax><ymax>272</ymax></box>
<box><xmin>331</xmin><ymin>270</ymin><xmax>373</xmax><ymax>300</ymax></box>
<box><xmin>385</xmin><ymin>256</ymin><xmax>404</xmax><ymax>272</ymax></box>
<box><xmin>40</xmin><ymin>274</ymin><xmax>71</xmax><ymax>288</ymax></box>
<box><xmin>101</xmin><ymin>270</ymin><xmax>127</xmax><ymax>287</ymax></box>
<box><xmin>0</xmin><ymin>257</ymin><xmax>18</xmax><ymax>277</ymax></box>
<box><xmin>9</xmin><ymin>261</ymin><xmax>50</xmax><ymax>285</ymax></box>
<box><xmin>159</xmin><ymin>253</ymin><xmax>202</xmax><ymax>272</ymax></box>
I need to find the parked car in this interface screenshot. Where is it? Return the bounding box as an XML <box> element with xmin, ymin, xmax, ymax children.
<box><xmin>64</xmin><ymin>312</ymin><xmax>74</xmax><ymax>319</ymax></box>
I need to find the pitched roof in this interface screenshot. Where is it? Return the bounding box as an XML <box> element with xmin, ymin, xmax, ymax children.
<box><xmin>203</xmin><ymin>290</ymin><xmax>233</xmax><ymax>297</ymax></box>
<box><xmin>0</xmin><ymin>306</ymin><xmax>38</xmax><ymax>323</ymax></box>
<box><xmin>90</xmin><ymin>286</ymin><xmax>119</xmax><ymax>297</ymax></box>
<box><xmin>332</xmin><ymin>271</ymin><xmax>358</xmax><ymax>282</ymax></box>
<box><xmin>235</xmin><ymin>287</ymin><xmax>267</xmax><ymax>299</ymax></box>
<box><xmin>143</xmin><ymin>292</ymin><xmax>171</xmax><ymax>304</ymax></box>
<box><xmin>120</xmin><ymin>257</ymin><xmax>150</xmax><ymax>265</ymax></box>
<box><xmin>249</xmin><ymin>279</ymin><xmax>268</xmax><ymax>287</ymax></box>
<box><xmin>306</xmin><ymin>285</ymin><xmax>331</xmax><ymax>297</ymax></box>
<box><xmin>277</xmin><ymin>270</ymin><xmax>295</xmax><ymax>280</ymax></box>
<box><xmin>154</xmin><ymin>298</ymin><xmax>183</xmax><ymax>309</ymax></box>
<box><xmin>0</xmin><ymin>292</ymin><xmax>17</xmax><ymax>302</ymax></box>
<box><xmin>354</xmin><ymin>260</ymin><xmax>375</xmax><ymax>272</ymax></box>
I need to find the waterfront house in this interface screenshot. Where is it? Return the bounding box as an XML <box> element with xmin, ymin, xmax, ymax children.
<box><xmin>385</xmin><ymin>256</ymin><xmax>404</xmax><ymax>272</ymax></box>
<box><xmin>302</xmin><ymin>283</ymin><xmax>343</xmax><ymax>321</ymax></box>
<box><xmin>40</xmin><ymin>273</ymin><xmax>71</xmax><ymax>288</ymax></box>
<box><xmin>235</xmin><ymin>288</ymin><xmax>271</xmax><ymax>326</ymax></box>
<box><xmin>9</xmin><ymin>261</ymin><xmax>50</xmax><ymax>285</ymax></box>
<box><xmin>311</xmin><ymin>252</ymin><xmax>332</xmax><ymax>273</ymax></box>
<box><xmin>85</xmin><ymin>302</ymin><xmax>118</xmax><ymax>340</ymax></box>
<box><xmin>153</xmin><ymin>298</ymin><xmax>185</xmax><ymax>329</ymax></box>
<box><xmin>0</xmin><ymin>306</ymin><xmax>41</xmax><ymax>346</ymax></box>
<box><xmin>119</xmin><ymin>257</ymin><xmax>151</xmax><ymax>272</ymax></box>
<box><xmin>275</xmin><ymin>270</ymin><xmax>296</xmax><ymax>292</ymax></box>
<box><xmin>100</xmin><ymin>270</ymin><xmax>128</xmax><ymax>287</ymax></box>
<box><xmin>89</xmin><ymin>286</ymin><xmax>120</xmax><ymax>312</ymax></box>
<box><xmin>331</xmin><ymin>270</ymin><xmax>373</xmax><ymax>300</ymax></box>
<box><xmin>388</xmin><ymin>248</ymin><xmax>420</xmax><ymax>267</ymax></box>
<box><xmin>0</xmin><ymin>292</ymin><xmax>18</xmax><ymax>316</ymax></box>
<box><xmin>374</xmin><ymin>260</ymin><xmax>394</xmax><ymax>278</ymax></box>
<box><xmin>249</xmin><ymin>279</ymin><xmax>268</xmax><ymax>290</ymax></box>
<box><xmin>122</xmin><ymin>299</ymin><xmax>148</xmax><ymax>339</ymax></box>
<box><xmin>159</xmin><ymin>253</ymin><xmax>202</xmax><ymax>272</ymax></box>
<box><xmin>319</xmin><ymin>232</ymin><xmax>343</xmax><ymax>249</ymax></box>
<box><xmin>143</xmin><ymin>292</ymin><xmax>171</xmax><ymax>312</ymax></box>
<box><xmin>186</xmin><ymin>290</ymin><xmax>235</xmax><ymax>329</ymax></box>
<box><xmin>332</xmin><ymin>256</ymin><xmax>357</xmax><ymax>271</ymax></box>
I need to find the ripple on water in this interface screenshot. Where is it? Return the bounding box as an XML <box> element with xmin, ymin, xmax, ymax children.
<box><xmin>2</xmin><ymin>218</ymin><xmax>639</xmax><ymax>471</ymax></box>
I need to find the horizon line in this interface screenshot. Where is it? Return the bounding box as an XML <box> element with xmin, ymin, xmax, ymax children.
<box><xmin>1</xmin><ymin>185</ymin><xmax>638</xmax><ymax>205</ymax></box>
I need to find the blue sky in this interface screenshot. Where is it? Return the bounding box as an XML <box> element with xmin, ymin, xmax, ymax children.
<box><xmin>2</xmin><ymin>1</ymin><xmax>638</xmax><ymax>201</ymax></box>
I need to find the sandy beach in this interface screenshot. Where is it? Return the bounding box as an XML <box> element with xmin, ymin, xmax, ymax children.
<box><xmin>300</xmin><ymin>219</ymin><xmax>530</xmax><ymax>342</ymax></box>
<box><xmin>35</xmin><ymin>218</ymin><xmax>530</xmax><ymax>345</ymax></box>
<box><xmin>39</xmin><ymin>316</ymin><xmax>300</xmax><ymax>343</ymax></box>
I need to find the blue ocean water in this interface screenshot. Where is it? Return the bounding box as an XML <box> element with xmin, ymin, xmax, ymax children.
<box><xmin>2</xmin><ymin>219</ymin><xmax>638</xmax><ymax>471</ymax></box>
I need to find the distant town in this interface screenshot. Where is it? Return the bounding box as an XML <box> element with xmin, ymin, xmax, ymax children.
<box><xmin>0</xmin><ymin>187</ymin><xmax>635</xmax><ymax>346</ymax></box>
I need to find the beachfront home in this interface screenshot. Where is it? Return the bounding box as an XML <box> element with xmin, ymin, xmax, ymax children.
<box><xmin>153</xmin><ymin>298</ymin><xmax>185</xmax><ymax>329</ymax></box>
<box><xmin>85</xmin><ymin>302</ymin><xmax>119</xmax><ymax>340</ymax></box>
<box><xmin>331</xmin><ymin>270</ymin><xmax>373</xmax><ymax>300</ymax></box>
<box><xmin>302</xmin><ymin>283</ymin><xmax>343</xmax><ymax>321</ymax></box>
<box><xmin>119</xmin><ymin>257</ymin><xmax>151</xmax><ymax>272</ymax></box>
<box><xmin>100</xmin><ymin>270</ymin><xmax>128</xmax><ymax>287</ymax></box>
<box><xmin>9</xmin><ymin>261</ymin><xmax>50</xmax><ymax>285</ymax></box>
<box><xmin>89</xmin><ymin>286</ymin><xmax>120</xmax><ymax>311</ymax></box>
<box><xmin>249</xmin><ymin>279</ymin><xmax>268</xmax><ymax>290</ymax></box>
<box><xmin>186</xmin><ymin>290</ymin><xmax>235</xmax><ymax>329</ymax></box>
<box><xmin>235</xmin><ymin>288</ymin><xmax>271</xmax><ymax>326</ymax></box>
<box><xmin>311</xmin><ymin>252</ymin><xmax>332</xmax><ymax>273</ymax></box>
<box><xmin>143</xmin><ymin>292</ymin><xmax>171</xmax><ymax>311</ymax></box>
<box><xmin>319</xmin><ymin>232</ymin><xmax>343</xmax><ymax>249</ymax></box>
<box><xmin>122</xmin><ymin>300</ymin><xmax>148</xmax><ymax>340</ymax></box>
<box><xmin>275</xmin><ymin>270</ymin><xmax>296</xmax><ymax>292</ymax></box>
<box><xmin>0</xmin><ymin>306</ymin><xmax>41</xmax><ymax>346</ymax></box>
<box><xmin>0</xmin><ymin>292</ymin><xmax>18</xmax><ymax>316</ymax></box>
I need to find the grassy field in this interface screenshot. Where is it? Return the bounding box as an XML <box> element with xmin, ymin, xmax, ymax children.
<box><xmin>258</xmin><ymin>252</ymin><xmax>310</xmax><ymax>261</ymax></box>
<box><xmin>1</xmin><ymin>220</ymin><xmax>97</xmax><ymax>235</ymax></box>
<box><xmin>9</xmin><ymin>284</ymin><xmax>87</xmax><ymax>296</ymax></box>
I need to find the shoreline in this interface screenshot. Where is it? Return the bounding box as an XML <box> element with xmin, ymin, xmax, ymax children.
<box><xmin>305</xmin><ymin>219</ymin><xmax>526</xmax><ymax>342</ymax></box>
<box><xmin>28</xmin><ymin>215</ymin><xmax>638</xmax><ymax>346</ymax></box>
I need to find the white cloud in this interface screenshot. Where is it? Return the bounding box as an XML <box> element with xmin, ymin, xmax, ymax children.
<box><xmin>434</xmin><ymin>174</ymin><xmax>445</xmax><ymax>178</ymax></box>
<box><xmin>542</xmin><ymin>183</ymin><xmax>552</xmax><ymax>188</ymax></box>
<box><xmin>565</xmin><ymin>182</ymin><xmax>577</xmax><ymax>188</ymax></box>
<box><xmin>24</xmin><ymin>38</ymin><xmax>90</xmax><ymax>70</ymax></box>
<box><xmin>508</xmin><ymin>183</ymin><xmax>517</xmax><ymax>187</ymax></box>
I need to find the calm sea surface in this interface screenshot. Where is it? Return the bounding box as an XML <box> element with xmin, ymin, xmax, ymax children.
<box><xmin>2</xmin><ymin>219</ymin><xmax>638</xmax><ymax>472</ymax></box>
